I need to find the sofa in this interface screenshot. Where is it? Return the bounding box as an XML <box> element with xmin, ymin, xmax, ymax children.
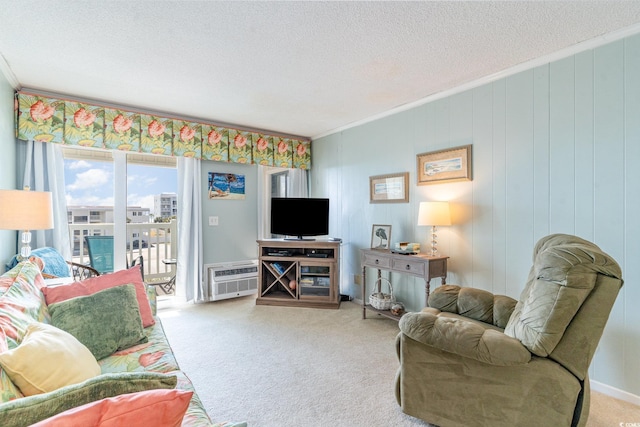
<box><xmin>395</xmin><ymin>234</ymin><xmax>623</xmax><ymax>427</ymax></box>
<box><xmin>0</xmin><ymin>260</ymin><xmax>247</xmax><ymax>427</ymax></box>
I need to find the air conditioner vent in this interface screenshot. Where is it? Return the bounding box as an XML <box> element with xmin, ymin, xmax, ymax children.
<box><xmin>205</xmin><ymin>260</ymin><xmax>258</xmax><ymax>301</ymax></box>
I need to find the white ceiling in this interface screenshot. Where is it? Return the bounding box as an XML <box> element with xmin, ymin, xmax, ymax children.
<box><xmin>2</xmin><ymin>1</ymin><xmax>640</xmax><ymax>140</ymax></box>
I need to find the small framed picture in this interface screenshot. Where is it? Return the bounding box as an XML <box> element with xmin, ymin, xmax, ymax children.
<box><xmin>369</xmin><ymin>172</ymin><xmax>409</xmax><ymax>203</ymax></box>
<box><xmin>371</xmin><ymin>224</ymin><xmax>392</xmax><ymax>251</ymax></box>
<box><xmin>417</xmin><ymin>144</ymin><xmax>472</xmax><ymax>185</ymax></box>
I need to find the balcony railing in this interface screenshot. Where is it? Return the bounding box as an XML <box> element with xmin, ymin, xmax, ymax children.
<box><xmin>68</xmin><ymin>220</ymin><xmax>177</xmax><ymax>285</ymax></box>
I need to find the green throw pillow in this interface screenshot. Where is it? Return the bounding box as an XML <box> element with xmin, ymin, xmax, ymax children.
<box><xmin>0</xmin><ymin>372</ymin><xmax>177</xmax><ymax>427</ymax></box>
<box><xmin>49</xmin><ymin>284</ymin><xmax>147</xmax><ymax>360</ymax></box>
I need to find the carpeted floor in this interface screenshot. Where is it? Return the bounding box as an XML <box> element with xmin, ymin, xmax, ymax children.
<box><xmin>157</xmin><ymin>295</ymin><xmax>640</xmax><ymax>427</ymax></box>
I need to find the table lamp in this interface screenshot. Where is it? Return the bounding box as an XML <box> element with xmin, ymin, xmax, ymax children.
<box><xmin>0</xmin><ymin>187</ymin><xmax>54</xmax><ymax>259</ymax></box>
<box><xmin>417</xmin><ymin>201</ymin><xmax>451</xmax><ymax>256</ymax></box>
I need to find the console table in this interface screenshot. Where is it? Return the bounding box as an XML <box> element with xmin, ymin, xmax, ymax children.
<box><xmin>360</xmin><ymin>249</ymin><xmax>448</xmax><ymax>320</ymax></box>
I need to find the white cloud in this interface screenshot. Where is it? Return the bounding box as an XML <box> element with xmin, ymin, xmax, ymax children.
<box><xmin>128</xmin><ymin>193</ymin><xmax>155</xmax><ymax>211</ymax></box>
<box><xmin>128</xmin><ymin>174</ymin><xmax>158</xmax><ymax>187</ymax></box>
<box><xmin>67</xmin><ymin>169</ymin><xmax>111</xmax><ymax>192</ymax></box>
<box><xmin>66</xmin><ymin>193</ymin><xmax>114</xmax><ymax>207</ymax></box>
<box><xmin>67</xmin><ymin>160</ymin><xmax>92</xmax><ymax>170</ymax></box>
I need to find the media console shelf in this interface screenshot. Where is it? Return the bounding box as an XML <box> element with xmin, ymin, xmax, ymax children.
<box><xmin>257</xmin><ymin>239</ymin><xmax>341</xmax><ymax>309</ymax></box>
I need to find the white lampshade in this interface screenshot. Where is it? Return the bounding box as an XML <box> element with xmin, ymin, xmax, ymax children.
<box><xmin>0</xmin><ymin>189</ymin><xmax>54</xmax><ymax>230</ymax></box>
<box><xmin>417</xmin><ymin>201</ymin><xmax>451</xmax><ymax>226</ymax></box>
<box><xmin>0</xmin><ymin>189</ymin><xmax>54</xmax><ymax>259</ymax></box>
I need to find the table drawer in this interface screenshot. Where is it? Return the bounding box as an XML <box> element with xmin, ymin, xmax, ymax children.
<box><xmin>363</xmin><ymin>253</ymin><xmax>392</xmax><ymax>268</ymax></box>
<box><xmin>392</xmin><ymin>259</ymin><xmax>425</xmax><ymax>276</ymax></box>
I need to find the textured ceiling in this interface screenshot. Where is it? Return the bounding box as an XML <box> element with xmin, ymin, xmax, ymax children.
<box><xmin>1</xmin><ymin>1</ymin><xmax>640</xmax><ymax>139</ymax></box>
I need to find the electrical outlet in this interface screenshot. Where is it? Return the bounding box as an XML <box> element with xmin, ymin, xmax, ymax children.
<box><xmin>353</xmin><ymin>274</ymin><xmax>362</xmax><ymax>285</ymax></box>
<box><xmin>209</xmin><ymin>216</ymin><xmax>219</xmax><ymax>226</ymax></box>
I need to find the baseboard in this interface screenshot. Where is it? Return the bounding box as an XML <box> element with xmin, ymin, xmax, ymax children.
<box><xmin>589</xmin><ymin>380</ymin><xmax>640</xmax><ymax>406</ymax></box>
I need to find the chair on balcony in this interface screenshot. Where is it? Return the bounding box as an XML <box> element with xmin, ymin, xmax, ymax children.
<box><xmin>84</xmin><ymin>236</ymin><xmax>115</xmax><ymax>274</ymax></box>
<box><xmin>67</xmin><ymin>261</ymin><xmax>100</xmax><ymax>281</ymax></box>
<box><xmin>5</xmin><ymin>246</ymin><xmax>100</xmax><ymax>281</ymax></box>
<box><xmin>85</xmin><ymin>235</ymin><xmax>148</xmax><ymax>281</ymax></box>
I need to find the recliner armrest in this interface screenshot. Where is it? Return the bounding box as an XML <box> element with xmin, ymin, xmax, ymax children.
<box><xmin>399</xmin><ymin>310</ymin><xmax>531</xmax><ymax>366</ymax></box>
<box><xmin>428</xmin><ymin>284</ymin><xmax>517</xmax><ymax>328</ymax></box>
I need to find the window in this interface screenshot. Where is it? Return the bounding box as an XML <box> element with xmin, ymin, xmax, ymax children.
<box><xmin>63</xmin><ymin>147</ymin><xmax>177</xmax><ymax>267</ymax></box>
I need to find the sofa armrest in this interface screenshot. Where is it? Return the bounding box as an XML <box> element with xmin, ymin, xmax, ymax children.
<box><xmin>398</xmin><ymin>310</ymin><xmax>531</xmax><ymax>366</ymax></box>
<box><xmin>428</xmin><ymin>284</ymin><xmax>517</xmax><ymax>328</ymax></box>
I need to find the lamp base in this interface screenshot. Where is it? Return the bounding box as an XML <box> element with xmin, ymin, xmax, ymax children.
<box><xmin>19</xmin><ymin>230</ymin><xmax>32</xmax><ymax>260</ymax></box>
<box><xmin>429</xmin><ymin>225</ymin><xmax>439</xmax><ymax>257</ymax></box>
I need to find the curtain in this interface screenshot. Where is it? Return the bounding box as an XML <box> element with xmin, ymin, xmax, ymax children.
<box><xmin>18</xmin><ymin>140</ymin><xmax>71</xmax><ymax>260</ymax></box>
<box><xmin>287</xmin><ymin>168</ymin><xmax>309</xmax><ymax>198</ymax></box>
<box><xmin>257</xmin><ymin>166</ymin><xmax>309</xmax><ymax>239</ymax></box>
<box><xmin>176</xmin><ymin>156</ymin><xmax>205</xmax><ymax>303</ymax></box>
<box><xmin>257</xmin><ymin>165</ymin><xmax>270</xmax><ymax>239</ymax></box>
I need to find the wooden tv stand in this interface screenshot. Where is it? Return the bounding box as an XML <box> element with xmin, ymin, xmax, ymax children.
<box><xmin>256</xmin><ymin>239</ymin><xmax>340</xmax><ymax>309</ymax></box>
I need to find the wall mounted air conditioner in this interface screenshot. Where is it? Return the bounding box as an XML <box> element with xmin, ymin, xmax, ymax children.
<box><xmin>205</xmin><ymin>260</ymin><xmax>258</xmax><ymax>301</ymax></box>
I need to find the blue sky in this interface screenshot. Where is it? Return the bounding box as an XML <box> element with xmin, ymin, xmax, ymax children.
<box><xmin>64</xmin><ymin>159</ymin><xmax>177</xmax><ymax>211</ymax></box>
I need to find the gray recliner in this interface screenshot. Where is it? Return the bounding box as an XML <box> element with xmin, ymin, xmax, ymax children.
<box><xmin>395</xmin><ymin>234</ymin><xmax>623</xmax><ymax>427</ymax></box>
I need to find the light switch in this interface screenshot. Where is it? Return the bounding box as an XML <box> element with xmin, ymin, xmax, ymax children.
<box><xmin>209</xmin><ymin>216</ymin><xmax>219</xmax><ymax>226</ymax></box>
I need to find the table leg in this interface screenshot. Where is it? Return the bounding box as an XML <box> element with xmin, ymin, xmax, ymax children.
<box><xmin>362</xmin><ymin>266</ymin><xmax>367</xmax><ymax>319</ymax></box>
<box><xmin>425</xmin><ymin>279</ymin><xmax>431</xmax><ymax>305</ymax></box>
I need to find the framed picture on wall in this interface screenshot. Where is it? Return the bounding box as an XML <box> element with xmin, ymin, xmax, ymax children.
<box><xmin>370</xmin><ymin>224</ymin><xmax>392</xmax><ymax>251</ymax></box>
<box><xmin>208</xmin><ymin>172</ymin><xmax>245</xmax><ymax>200</ymax></box>
<box><xmin>369</xmin><ymin>172</ymin><xmax>409</xmax><ymax>203</ymax></box>
<box><xmin>417</xmin><ymin>144</ymin><xmax>472</xmax><ymax>185</ymax></box>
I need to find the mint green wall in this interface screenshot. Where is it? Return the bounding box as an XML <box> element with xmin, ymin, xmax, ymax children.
<box><xmin>201</xmin><ymin>161</ymin><xmax>258</xmax><ymax>264</ymax></box>
<box><xmin>313</xmin><ymin>34</ymin><xmax>640</xmax><ymax>396</ymax></box>
<box><xmin>0</xmin><ymin>72</ymin><xmax>17</xmax><ymax>271</ymax></box>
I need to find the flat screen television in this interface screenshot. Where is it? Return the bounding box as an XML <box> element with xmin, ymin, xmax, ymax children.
<box><xmin>270</xmin><ymin>197</ymin><xmax>330</xmax><ymax>240</ymax></box>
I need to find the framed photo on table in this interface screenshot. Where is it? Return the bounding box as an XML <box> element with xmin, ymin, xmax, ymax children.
<box><xmin>369</xmin><ymin>172</ymin><xmax>409</xmax><ymax>203</ymax></box>
<box><xmin>417</xmin><ymin>144</ymin><xmax>472</xmax><ymax>185</ymax></box>
<box><xmin>370</xmin><ymin>224</ymin><xmax>392</xmax><ymax>251</ymax></box>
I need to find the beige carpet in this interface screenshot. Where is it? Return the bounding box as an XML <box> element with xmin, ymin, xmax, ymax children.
<box><xmin>158</xmin><ymin>296</ymin><xmax>640</xmax><ymax>427</ymax></box>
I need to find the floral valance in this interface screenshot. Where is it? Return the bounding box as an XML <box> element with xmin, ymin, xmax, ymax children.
<box><xmin>15</xmin><ymin>91</ymin><xmax>311</xmax><ymax>169</ymax></box>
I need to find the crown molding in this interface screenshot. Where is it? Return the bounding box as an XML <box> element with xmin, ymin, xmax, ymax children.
<box><xmin>0</xmin><ymin>53</ymin><xmax>20</xmax><ymax>89</ymax></box>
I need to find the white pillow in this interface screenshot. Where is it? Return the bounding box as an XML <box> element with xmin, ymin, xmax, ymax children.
<box><xmin>0</xmin><ymin>322</ymin><xmax>100</xmax><ymax>396</ymax></box>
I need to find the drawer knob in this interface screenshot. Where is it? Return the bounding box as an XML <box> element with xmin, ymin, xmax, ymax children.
<box><xmin>405</xmin><ymin>264</ymin><xmax>411</xmax><ymax>270</ymax></box>
<box><xmin>375</xmin><ymin>259</ymin><xmax>379</xmax><ymax>265</ymax></box>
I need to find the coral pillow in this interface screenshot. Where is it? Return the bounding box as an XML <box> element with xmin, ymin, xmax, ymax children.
<box><xmin>0</xmin><ymin>322</ymin><xmax>100</xmax><ymax>396</ymax></box>
<box><xmin>0</xmin><ymin>372</ymin><xmax>178</xmax><ymax>427</ymax></box>
<box><xmin>43</xmin><ymin>265</ymin><xmax>154</xmax><ymax>327</ymax></box>
<box><xmin>31</xmin><ymin>388</ymin><xmax>193</xmax><ymax>427</ymax></box>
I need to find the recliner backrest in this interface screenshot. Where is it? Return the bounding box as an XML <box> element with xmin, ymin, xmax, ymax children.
<box><xmin>505</xmin><ymin>234</ymin><xmax>623</xmax><ymax>368</ymax></box>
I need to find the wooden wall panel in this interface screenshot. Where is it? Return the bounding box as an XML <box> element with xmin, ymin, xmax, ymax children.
<box><xmin>471</xmin><ymin>85</ymin><xmax>494</xmax><ymax>291</ymax></box>
<box><xmin>574</xmin><ymin>51</ymin><xmax>595</xmax><ymax>241</ymax></box>
<box><xmin>549</xmin><ymin>56</ymin><xmax>576</xmax><ymax>233</ymax></box>
<box><xmin>592</xmin><ymin>40</ymin><xmax>626</xmax><ymax>386</ymax></box>
<box><xmin>532</xmin><ymin>65</ymin><xmax>550</xmax><ymax>240</ymax></box>
<box><xmin>491</xmin><ymin>80</ymin><xmax>507</xmax><ymax>295</ymax></box>
<box><xmin>622</xmin><ymin>33</ymin><xmax>640</xmax><ymax>395</ymax></box>
<box><xmin>505</xmin><ymin>71</ymin><xmax>535</xmax><ymax>296</ymax></box>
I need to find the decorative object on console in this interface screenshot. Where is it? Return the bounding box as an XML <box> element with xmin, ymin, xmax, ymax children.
<box><xmin>370</xmin><ymin>224</ymin><xmax>392</xmax><ymax>250</ymax></box>
<box><xmin>390</xmin><ymin>302</ymin><xmax>406</xmax><ymax>316</ymax></box>
<box><xmin>0</xmin><ymin>187</ymin><xmax>53</xmax><ymax>259</ymax></box>
<box><xmin>392</xmin><ymin>242</ymin><xmax>420</xmax><ymax>255</ymax></box>
<box><xmin>369</xmin><ymin>277</ymin><xmax>395</xmax><ymax>310</ymax></box>
<box><xmin>417</xmin><ymin>202</ymin><xmax>451</xmax><ymax>256</ymax></box>
<box><xmin>417</xmin><ymin>144</ymin><xmax>472</xmax><ymax>185</ymax></box>
<box><xmin>369</xmin><ymin>172</ymin><xmax>409</xmax><ymax>203</ymax></box>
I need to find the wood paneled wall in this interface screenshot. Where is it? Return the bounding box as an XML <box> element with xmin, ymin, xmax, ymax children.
<box><xmin>312</xmin><ymin>34</ymin><xmax>640</xmax><ymax>397</ymax></box>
